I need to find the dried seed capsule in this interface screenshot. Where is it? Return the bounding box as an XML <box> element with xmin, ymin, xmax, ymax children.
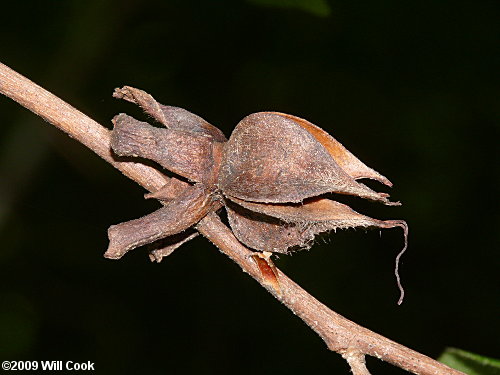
<box><xmin>219</xmin><ymin>112</ymin><xmax>396</xmax><ymax>204</ymax></box>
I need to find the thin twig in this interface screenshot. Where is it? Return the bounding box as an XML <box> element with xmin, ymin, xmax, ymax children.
<box><xmin>0</xmin><ymin>62</ymin><xmax>463</xmax><ymax>375</ymax></box>
<box><xmin>342</xmin><ymin>349</ymin><xmax>371</xmax><ymax>375</ymax></box>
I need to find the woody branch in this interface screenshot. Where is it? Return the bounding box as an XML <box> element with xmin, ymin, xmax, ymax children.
<box><xmin>0</xmin><ymin>62</ymin><xmax>463</xmax><ymax>375</ymax></box>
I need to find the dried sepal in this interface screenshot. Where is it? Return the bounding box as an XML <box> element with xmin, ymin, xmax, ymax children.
<box><xmin>114</xmin><ymin>86</ymin><xmax>167</xmax><ymax>126</ymax></box>
<box><xmin>111</xmin><ymin>113</ymin><xmax>219</xmax><ymax>183</ymax></box>
<box><xmin>156</xmin><ymin>104</ymin><xmax>227</xmax><ymax>142</ymax></box>
<box><xmin>148</xmin><ymin>231</ymin><xmax>199</xmax><ymax>263</ymax></box>
<box><xmin>144</xmin><ymin>177</ymin><xmax>191</xmax><ymax>201</ymax></box>
<box><xmin>226</xmin><ymin>196</ymin><xmax>407</xmax><ymax>252</ymax></box>
<box><xmin>219</xmin><ymin>112</ymin><xmax>396</xmax><ymax>204</ymax></box>
<box><xmin>227</xmin><ymin>195</ymin><xmax>396</xmax><ymax>226</ymax></box>
<box><xmin>105</xmin><ymin>184</ymin><xmax>213</xmax><ymax>259</ymax></box>
<box><xmin>114</xmin><ymin>86</ymin><xmax>226</xmax><ymax>142</ymax></box>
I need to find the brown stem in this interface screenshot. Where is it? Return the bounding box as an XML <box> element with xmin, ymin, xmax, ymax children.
<box><xmin>342</xmin><ymin>349</ymin><xmax>371</xmax><ymax>375</ymax></box>
<box><xmin>0</xmin><ymin>61</ymin><xmax>463</xmax><ymax>375</ymax></box>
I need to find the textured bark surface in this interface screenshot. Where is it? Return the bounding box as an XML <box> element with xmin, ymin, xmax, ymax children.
<box><xmin>198</xmin><ymin>213</ymin><xmax>462</xmax><ymax>375</ymax></box>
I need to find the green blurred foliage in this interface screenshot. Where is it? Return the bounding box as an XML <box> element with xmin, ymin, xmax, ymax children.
<box><xmin>0</xmin><ymin>0</ymin><xmax>498</xmax><ymax>374</ymax></box>
<box><xmin>248</xmin><ymin>0</ymin><xmax>332</xmax><ymax>17</ymax></box>
<box><xmin>439</xmin><ymin>348</ymin><xmax>500</xmax><ymax>375</ymax></box>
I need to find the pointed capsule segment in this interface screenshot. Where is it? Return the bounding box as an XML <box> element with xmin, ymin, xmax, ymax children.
<box><xmin>219</xmin><ymin>112</ymin><xmax>396</xmax><ymax>204</ymax></box>
<box><xmin>268</xmin><ymin>112</ymin><xmax>392</xmax><ymax>186</ymax></box>
<box><xmin>226</xmin><ymin>200</ymin><xmax>309</xmax><ymax>254</ymax></box>
<box><xmin>225</xmin><ymin>196</ymin><xmax>408</xmax><ymax>304</ymax></box>
<box><xmin>227</xmin><ymin>195</ymin><xmax>405</xmax><ymax>236</ymax></box>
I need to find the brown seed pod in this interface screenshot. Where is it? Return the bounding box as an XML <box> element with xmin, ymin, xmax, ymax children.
<box><xmin>106</xmin><ymin>86</ymin><xmax>408</xmax><ymax>303</ymax></box>
<box><xmin>219</xmin><ymin>112</ymin><xmax>397</xmax><ymax>205</ymax></box>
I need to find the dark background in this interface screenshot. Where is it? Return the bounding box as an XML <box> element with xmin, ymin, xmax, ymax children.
<box><xmin>0</xmin><ymin>1</ymin><xmax>498</xmax><ymax>374</ymax></box>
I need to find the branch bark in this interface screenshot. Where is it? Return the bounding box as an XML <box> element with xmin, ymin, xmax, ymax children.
<box><xmin>0</xmin><ymin>61</ymin><xmax>464</xmax><ymax>375</ymax></box>
<box><xmin>342</xmin><ymin>349</ymin><xmax>371</xmax><ymax>375</ymax></box>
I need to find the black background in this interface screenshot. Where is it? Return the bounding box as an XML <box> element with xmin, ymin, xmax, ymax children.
<box><xmin>0</xmin><ymin>1</ymin><xmax>498</xmax><ymax>374</ymax></box>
